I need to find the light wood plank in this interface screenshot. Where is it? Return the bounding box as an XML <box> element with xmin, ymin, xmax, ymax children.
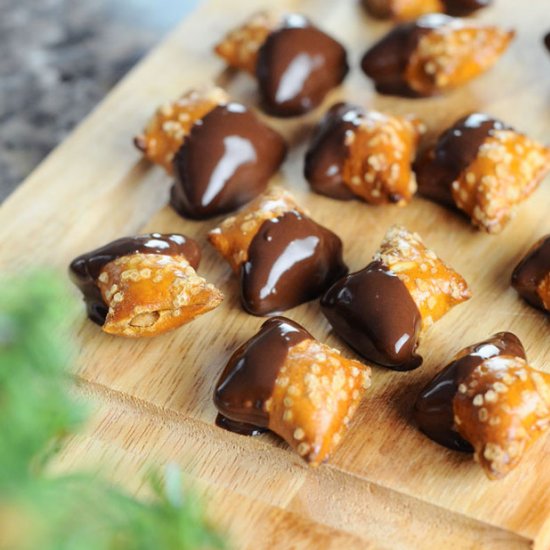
<box><xmin>2</xmin><ymin>0</ymin><xmax>549</xmax><ymax>547</ymax></box>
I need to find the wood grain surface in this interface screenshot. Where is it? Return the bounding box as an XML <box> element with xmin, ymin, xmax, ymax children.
<box><xmin>1</xmin><ymin>0</ymin><xmax>549</xmax><ymax>548</ymax></box>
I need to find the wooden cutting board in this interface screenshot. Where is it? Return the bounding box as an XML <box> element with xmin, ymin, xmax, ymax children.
<box><xmin>1</xmin><ymin>0</ymin><xmax>549</xmax><ymax>547</ymax></box>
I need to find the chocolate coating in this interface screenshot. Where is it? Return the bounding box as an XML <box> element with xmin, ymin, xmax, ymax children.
<box><xmin>416</xmin><ymin>113</ymin><xmax>508</xmax><ymax>207</ymax></box>
<box><xmin>321</xmin><ymin>260</ymin><xmax>422</xmax><ymax>371</ymax></box>
<box><xmin>214</xmin><ymin>316</ymin><xmax>312</xmax><ymax>435</ymax></box>
<box><xmin>256</xmin><ymin>14</ymin><xmax>349</xmax><ymax>117</ymax></box>
<box><xmin>511</xmin><ymin>235</ymin><xmax>550</xmax><ymax>312</ymax></box>
<box><xmin>442</xmin><ymin>0</ymin><xmax>492</xmax><ymax>16</ymax></box>
<box><xmin>360</xmin><ymin>14</ymin><xmax>452</xmax><ymax>96</ymax></box>
<box><xmin>304</xmin><ymin>102</ymin><xmax>364</xmax><ymax>200</ymax></box>
<box><xmin>414</xmin><ymin>332</ymin><xmax>525</xmax><ymax>451</ymax></box>
<box><xmin>171</xmin><ymin>103</ymin><xmax>286</xmax><ymax>219</ymax></box>
<box><xmin>69</xmin><ymin>234</ymin><xmax>200</xmax><ymax>325</ymax></box>
<box><xmin>360</xmin><ymin>0</ymin><xmax>393</xmax><ymax>19</ymax></box>
<box><xmin>241</xmin><ymin>210</ymin><xmax>348</xmax><ymax>316</ymax></box>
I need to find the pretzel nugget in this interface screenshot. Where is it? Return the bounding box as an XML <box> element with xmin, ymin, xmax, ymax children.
<box><xmin>361</xmin><ymin>14</ymin><xmax>514</xmax><ymax>97</ymax></box>
<box><xmin>305</xmin><ymin>102</ymin><xmax>424</xmax><ymax>204</ymax></box>
<box><xmin>416</xmin><ymin>113</ymin><xmax>550</xmax><ymax>233</ymax></box>
<box><xmin>215</xmin><ymin>11</ymin><xmax>348</xmax><ymax>116</ymax></box>
<box><xmin>361</xmin><ymin>0</ymin><xmax>492</xmax><ymax>20</ymax></box>
<box><xmin>135</xmin><ymin>87</ymin><xmax>287</xmax><ymax>219</ymax></box>
<box><xmin>69</xmin><ymin>234</ymin><xmax>223</xmax><ymax>337</ymax></box>
<box><xmin>415</xmin><ymin>332</ymin><xmax>550</xmax><ymax>479</ymax></box>
<box><xmin>208</xmin><ymin>188</ymin><xmax>347</xmax><ymax>316</ymax></box>
<box><xmin>134</xmin><ymin>86</ymin><xmax>229</xmax><ymax>173</ymax></box>
<box><xmin>214</xmin><ymin>10</ymin><xmax>281</xmax><ymax>74</ymax></box>
<box><xmin>214</xmin><ymin>316</ymin><xmax>371</xmax><ymax>466</ymax></box>
<box><xmin>322</xmin><ymin>225</ymin><xmax>471</xmax><ymax>370</ymax></box>
<box><xmin>208</xmin><ymin>187</ymin><xmax>302</xmax><ymax>273</ymax></box>
<box><xmin>512</xmin><ymin>235</ymin><xmax>550</xmax><ymax>313</ymax></box>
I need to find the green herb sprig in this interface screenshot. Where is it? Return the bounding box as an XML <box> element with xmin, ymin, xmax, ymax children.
<box><xmin>0</xmin><ymin>273</ymin><xmax>225</xmax><ymax>550</ymax></box>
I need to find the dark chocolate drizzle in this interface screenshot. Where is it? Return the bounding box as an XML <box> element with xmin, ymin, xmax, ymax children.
<box><xmin>416</xmin><ymin>113</ymin><xmax>508</xmax><ymax>208</ymax></box>
<box><xmin>414</xmin><ymin>332</ymin><xmax>525</xmax><ymax>452</ymax></box>
<box><xmin>441</xmin><ymin>0</ymin><xmax>492</xmax><ymax>16</ymax></box>
<box><xmin>171</xmin><ymin>103</ymin><xmax>286</xmax><ymax>219</ymax></box>
<box><xmin>240</xmin><ymin>210</ymin><xmax>348</xmax><ymax>316</ymax></box>
<box><xmin>214</xmin><ymin>316</ymin><xmax>312</xmax><ymax>435</ymax></box>
<box><xmin>321</xmin><ymin>260</ymin><xmax>422</xmax><ymax>371</ymax></box>
<box><xmin>69</xmin><ymin>234</ymin><xmax>200</xmax><ymax>325</ymax></box>
<box><xmin>304</xmin><ymin>102</ymin><xmax>364</xmax><ymax>200</ymax></box>
<box><xmin>256</xmin><ymin>14</ymin><xmax>349</xmax><ymax>117</ymax></box>
<box><xmin>511</xmin><ymin>235</ymin><xmax>550</xmax><ymax>312</ymax></box>
<box><xmin>360</xmin><ymin>14</ymin><xmax>451</xmax><ymax>97</ymax></box>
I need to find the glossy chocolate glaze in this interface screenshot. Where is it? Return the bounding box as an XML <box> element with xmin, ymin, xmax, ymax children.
<box><xmin>511</xmin><ymin>235</ymin><xmax>550</xmax><ymax>312</ymax></box>
<box><xmin>414</xmin><ymin>332</ymin><xmax>525</xmax><ymax>451</ymax></box>
<box><xmin>442</xmin><ymin>0</ymin><xmax>492</xmax><ymax>16</ymax></box>
<box><xmin>321</xmin><ymin>260</ymin><xmax>422</xmax><ymax>371</ymax></box>
<box><xmin>361</xmin><ymin>14</ymin><xmax>453</xmax><ymax>96</ymax></box>
<box><xmin>69</xmin><ymin>234</ymin><xmax>200</xmax><ymax>325</ymax></box>
<box><xmin>214</xmin><ymin>316</ymin><xmax>312</xmax><ymax>435</ymax></box>
<box><xmin>241</xmin><ymin>210</ymin><xmax>348</xmax><ymax>316</ymax></box>
<box><xmin>416</xmin><ymin>113</ymin><xmax>508</xmax><ymax>207</ymax></box>
<box><xmin>360</xmin><ymin>0</ymin><xmax>393</xmax><ymax>19</ymax></box>
<box><xmin>304</xmin><ymin>102</ymin><xmax>364</xmax><ymax>200</ymax></box>
<box><xmin>171</xmin><ymin>103</ymin><xmax>286</xmax><ymax>219</ymax></box>
<box><xmin>256</xmin><ymin>14</ymin><xmax>349</xmax><ymax>117</ymax></box>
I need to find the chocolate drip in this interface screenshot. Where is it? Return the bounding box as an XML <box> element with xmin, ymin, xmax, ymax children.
<box><xmin>442</xmin><ymin>0</ymin><xmax>492</xmax><ymax>16</ymax></box>
<box><xmin>414</xmin><ymin>332</ymin><xmax>525</xmax><ymax>451</ymax></box>
<box><xmin>511</xmin><ymin>235</ymin><xmax>550</xmax><ymax>312</ymax></box>
<box><xmin>321</xmin><ymin>260</ymin><xmax>422</xmax><ymax>371</ymax></box>
<box><xmin>256</xmin><ymin>14</ymin><xmax>349</xmax><ymax>117</ymax></box>
<box><xmin>241</xmin><ymin>210</ymin><xmax>348</xmax><ymax>316</ymax></box>
<box><xmin>69</xmin><ymin>234</ymin><xmax>200</xmax><ymax>325</ymax></box>
<box><xmin>304</xmin><ymin>102</ymin><xmax>364</xmax><ymax>200</ymax></box>
<box><xmin>171</xmin><ymin>103</ymin><xmax>286</xmax><ymax>219</ymax></box>
<box><xmin>416</xmin><ymin>113</ymin><xmax>508</xmax><ymax>207</ymax></box>
<box><xmin>361</xmin><ymin>14</ymin><xmax>451</xmax><ymax>96</ymax></box>
<box><xmin>214</xmin><ymin>316</ymin><xmax>312</xmax><ymax>434</ymax></box>
<box><xmin>214</xmin><ymin>414</ymin><xmax>268</xmax><ymax>436</ymax></box>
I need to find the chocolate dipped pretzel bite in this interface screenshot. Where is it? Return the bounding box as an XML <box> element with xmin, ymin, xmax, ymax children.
<box><xmin>321</xmin><ymin>225</ymin><xmax>471</xmax><ymax>370</ymax></box>
<box><xmin>361</xmin><ymin>14</ymin><xmax>514</xmax><ymax>97</ymax></box>
<box><xmin>208</xmin><ymin>188</ymin><xmax>347</xmax><ymax>316</ymax></box>
<box><xmin>135</xmin><ymin>86</ymin><xmax>287</xmax><ymax>219</ymax></box>
<box><xmin>361</xmin><ymin>0</ymin><xmax>492</xmax><ymax>20</ymax></box>
<box><xmin>416</xmin><ymin>113</ymin><xmax>550</xmax><ymax>233</ymax></box>
<box><xmin>215</xmin><ymin>11</ymin><xmax>348</xmax><ymax>117</ymax></box>
<box><xmin>512</xmin><ymin>235</ymin><xmax>550</xmax><ymax>313</ymax></box>
<box><xmin>305</xmin><ymin>102</ymin><xmax>424</xmax><ymax>204</ymax></box>
<box><xmin>415</xmin><ymin>333</ymin><xmax>550</xmax><ymax>479</ymax></box>
<box><xmin>214</xmin><ymin>316</ymin><xmax>371</xmax><ymax>465</ymax></box>
<box><xmin>70</xmin><ymin>234</ymin><xmax>223</xmax><ymax>337</ymax></box>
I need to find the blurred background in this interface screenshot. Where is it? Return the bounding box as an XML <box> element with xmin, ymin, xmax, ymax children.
<box><xmin>0</xmin><ymin>0</ymin><xmax>200</xmax><ymax>202</ymax></box>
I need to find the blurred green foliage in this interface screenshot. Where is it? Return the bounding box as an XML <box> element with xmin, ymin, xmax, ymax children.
<box><xmin>0</xmin><ymin>273</ymin><xmax>225</xmax><ymax>550</ymax></box>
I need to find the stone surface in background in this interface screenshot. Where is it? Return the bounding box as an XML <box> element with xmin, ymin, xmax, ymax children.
<box><xmin>0</xmin><ymin>0</ymin><xmax>199</xmax><ymax>201</ymax></box>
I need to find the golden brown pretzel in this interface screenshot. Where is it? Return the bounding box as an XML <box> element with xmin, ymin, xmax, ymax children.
<box><xmin>134</xmin><ymin>86</ymin><xmax>228</xmax><ymax>173</ymax></box>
